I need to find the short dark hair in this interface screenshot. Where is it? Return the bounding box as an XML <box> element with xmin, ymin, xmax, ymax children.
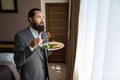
<box><xmin>28</xmin><ymin>8</ymin><xmax>41</xmax><ymax>18</ymax></box>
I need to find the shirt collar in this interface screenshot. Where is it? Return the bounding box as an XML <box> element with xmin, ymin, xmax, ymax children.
<box><xmin>29</xmin><ymin>26</ymin><xmax>42</xmax><ymax>38</ymax></box>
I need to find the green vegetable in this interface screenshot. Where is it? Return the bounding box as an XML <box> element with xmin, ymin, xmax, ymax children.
<box><xmin>43</xmin><ymin>44</ymin><xmax>52</xmax><ymax>49</ymax></box>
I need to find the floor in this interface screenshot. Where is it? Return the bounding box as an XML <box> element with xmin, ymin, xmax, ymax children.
<box><xmin>48</xmin><ymin>63</ymin><xmax>66</xmax><ymax>80</ymax></box>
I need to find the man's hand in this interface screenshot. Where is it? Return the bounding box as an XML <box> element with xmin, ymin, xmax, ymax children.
<box><xmin>30</xmin><ymin>38</ymin><xmax>43</xmax><ymax>48</ymax></box>
<box><xmin>47</xmin><ymin>32</ymin><xmax>51</xmax><ymax>38</ymax></box>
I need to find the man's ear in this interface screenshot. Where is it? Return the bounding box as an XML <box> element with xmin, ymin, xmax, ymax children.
<box><xmin>28</xmin><ymin>17</ymin><xmax>33</xmax><ymax>23</ymax></box>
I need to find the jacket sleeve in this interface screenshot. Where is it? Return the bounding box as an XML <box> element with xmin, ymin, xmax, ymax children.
<box><xmin>14</xmin><ymin>33</ymin><xmax>34</xmax><ymax>67</ymax></box>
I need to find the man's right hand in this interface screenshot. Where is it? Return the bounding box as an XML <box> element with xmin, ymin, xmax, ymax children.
<box><xmin>30</xmin><ymin>38</ymin><xmax>43</xmax><ymax>49</ymax></box>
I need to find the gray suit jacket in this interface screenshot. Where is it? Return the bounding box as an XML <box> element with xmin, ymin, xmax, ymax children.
<box><xmin>14</xmin><ymin>27</ymin><xmax>51</xmax><ymax>80</ymax></box>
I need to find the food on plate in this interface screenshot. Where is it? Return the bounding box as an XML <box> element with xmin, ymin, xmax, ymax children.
<box><xmin>43</xmin><ymin>43</ymin><xmax>62</xmax><ymax>49</ymax></box>
<box><xmin>43</xmin><ymin>44</ymin><xmax>52</xmax><ymax>49</ymax></box>
<box><xmin>53</xmin><ymin>44</ymin><xmax>62</xmax><ymax>48</ymax></box>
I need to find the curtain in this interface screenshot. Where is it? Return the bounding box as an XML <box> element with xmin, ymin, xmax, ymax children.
<box><xmin>73</xmin><ymin>0</ymin><xmax>120</xmax><ymax>80</ymax></box>
<box><xmin>66</xmin><ymin>0</ymin><xmax>80</xmax><ymax>79</ymax></box>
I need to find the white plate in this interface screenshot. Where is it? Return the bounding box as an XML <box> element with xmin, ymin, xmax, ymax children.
<box><xmin>41</xmin><ymin>42</ymin><xmax>64</xmax><ymax>51</ymax></box>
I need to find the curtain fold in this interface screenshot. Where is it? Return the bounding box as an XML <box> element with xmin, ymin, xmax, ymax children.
<box><xmin>66</xmin><ymin>0</ymin><xmax>80</xmax><ymax>80</ymax></box>
<box><xmin>73</xmin><ymin>0</ymin><xmax>120</xmax><ymax>80</ymax></box>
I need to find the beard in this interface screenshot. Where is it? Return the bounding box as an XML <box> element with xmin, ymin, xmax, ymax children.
<box><xmin>32</xmin><ymin>22</ymin><xmax>44</xmax><ymax>32</ymax></box>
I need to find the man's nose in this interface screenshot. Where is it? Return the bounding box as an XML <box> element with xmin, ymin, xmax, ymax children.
<box><xmin>41</xmin><ymin>17</ymin><xmax>44</xmax><ymax>21</ymax></box>
<box><xmin>41</xmin><ymin>18</ymin><xmax>44</xmax><ymax>22</ymax></box>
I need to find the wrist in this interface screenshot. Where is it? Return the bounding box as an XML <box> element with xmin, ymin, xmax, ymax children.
<box><xmin>29</xmin><ymin>45</ymin><xmax>35</xmax><ymax>51</ymax></box>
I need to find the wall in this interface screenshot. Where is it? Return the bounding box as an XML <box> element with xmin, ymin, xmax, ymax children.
<box><xmin>0</xmin><ymin>0</ymin><xmax>41</xmax><ymax>41</ymax></box>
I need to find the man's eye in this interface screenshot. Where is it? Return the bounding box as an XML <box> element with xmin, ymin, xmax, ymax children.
<box><xmin>37</xmin><ymin>16</ymin><xmax>44</xmax><ymax>19</ymax></box>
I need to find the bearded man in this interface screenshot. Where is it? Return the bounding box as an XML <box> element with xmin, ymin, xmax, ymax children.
<box><xmin>14</xmin><ymin>8</ymin><xmax>52</xmax><ymax>80</ymax></box>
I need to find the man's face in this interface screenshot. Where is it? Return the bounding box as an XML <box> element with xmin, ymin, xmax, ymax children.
<box><xmin>30</xmin><ymin>11</ymin><xmax>45</xmax><ymax>32</ymax></box>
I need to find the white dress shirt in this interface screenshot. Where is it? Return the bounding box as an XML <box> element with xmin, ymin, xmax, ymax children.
<box><xmin>29</xmin><ymin>26</ymin><xmax>42</xmax><ymax>51</ymax></box>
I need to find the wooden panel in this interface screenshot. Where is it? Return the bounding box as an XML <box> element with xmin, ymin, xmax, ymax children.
<box><xmin>0</xmin><ymin>41</ymin><xmax>14</xmax><ymax>52</ymax></box>
<box><xmin>48</xmin><ymin>55</ymin><xmax>65</xmax><ymax>63</ymax></box>
<box><xmin>0</xmin><ymin>44</ymin><xmax>14</xmax><ymax>48</ymax></box>
<box><xmin>48</xmin><ymin>14</ymin><xmax>68</xmax><ymax>20</ymax></box>
<box><xmin>47</xmin><ymin>5</ymin><xmax>68</xmax><ymax>12</ymax></box>
<box><xmin>47</xmin><ymin>21</ymin><xmax>67</xmax><ymax>27</ymax></box>
<box><xmin>46</xmin><ymin>3</ymin><xmax>68</xmax><ymax>63</ymax></box>
<box><xmin>49</xmin><ymin>35</ymin><xmax>66</xmax><ymax>42</ymax></box>
<box><xmin>48</xmin><ymin>27</ymin><xmax>67</xmax><ymax>34</ymax></box>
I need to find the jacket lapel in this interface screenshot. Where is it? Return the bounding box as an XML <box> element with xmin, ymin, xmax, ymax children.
<box><xmin>26</xmin><ymin>27</ymin><xmax>44</xmax><ymax>62</ymax></box>
<box><xmin>26</xmin><ymin>27</ymin><xmax>35</xmax><ymax>41</ymax></box>
<box><xmin>37</xmin><ymin>48</ymin><xmax>45</xmax><ymax>62</ymax></box>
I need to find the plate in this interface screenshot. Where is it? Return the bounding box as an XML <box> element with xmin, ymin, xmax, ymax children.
<box><xmin>41</xmin><ymin>42</ymin><xmax>64</xmax><ymax>51</ymax></box>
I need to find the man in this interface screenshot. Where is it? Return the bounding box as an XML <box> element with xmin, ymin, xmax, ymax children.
<box><xmin>14</xmin><ymin>8</ymin><xmax>52</xmax><ymax>80</ymax></box>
